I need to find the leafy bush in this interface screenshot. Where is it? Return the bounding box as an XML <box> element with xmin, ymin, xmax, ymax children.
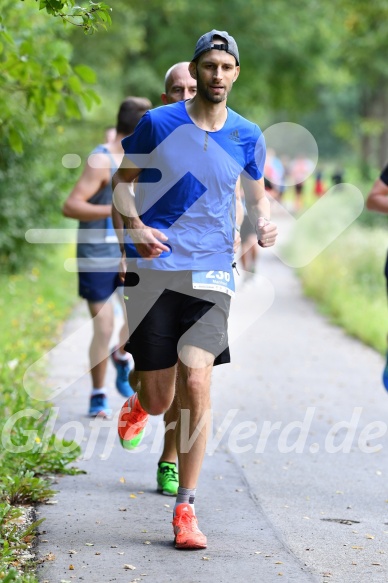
<box><xmin>0</xmin><ymin>135</ymin><xmax>72</xmax><ymax>272</ymax></box>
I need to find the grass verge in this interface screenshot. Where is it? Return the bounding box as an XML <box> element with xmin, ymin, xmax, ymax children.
<box><xmin>285</xmin><ymin>198</ymin><xmax>387</xmax><ymax>355</ymax></box>
<box><xmin>0</xmin><ymin>246</ymin><xmax>81</xmax><ymax>582</ymax></box>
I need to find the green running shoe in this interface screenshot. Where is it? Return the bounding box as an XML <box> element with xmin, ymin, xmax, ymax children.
<box><xmin>157</xmin><ymin>461</ymin><xmax>178</xmax><ymax>496</ymax></box>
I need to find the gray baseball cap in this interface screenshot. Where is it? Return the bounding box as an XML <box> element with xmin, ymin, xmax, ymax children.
<box><xmin>192</xmin><ymin>30</ymin><xmax>240</xmax><ymax>65</ymax></box>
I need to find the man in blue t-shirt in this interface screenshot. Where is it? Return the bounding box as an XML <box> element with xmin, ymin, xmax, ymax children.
<box><xmin>113</xmin><ymin>30</ymin><xmax>278</xmax><ymax>549</ymax></box>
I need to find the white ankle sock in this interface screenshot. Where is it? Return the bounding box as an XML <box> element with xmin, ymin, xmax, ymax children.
<box><xmin>91</xmin><ymin>388</ymin><xmax>106</xmax><ymax>397</ymax></box>
<box><xmin>115</xmin><ymin>350</ymin><xmax>130</xmax><ymax>361</ymax></box>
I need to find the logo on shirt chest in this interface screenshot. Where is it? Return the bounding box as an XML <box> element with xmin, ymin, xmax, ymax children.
<box><xmin>228</xmin><ymin>129</ymin><xmax>240</xmax><ymax>142</ymax></box>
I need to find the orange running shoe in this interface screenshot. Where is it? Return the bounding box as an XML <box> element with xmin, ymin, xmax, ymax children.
<box><xmin>118</xmin><ymin>393</ymin><xmax>148</xmax><ymax>450</ymax></box>
<box><xmin>172</xmin><ymin>503</ymin><xmax>207</xmax><ymax>549</ymax></box>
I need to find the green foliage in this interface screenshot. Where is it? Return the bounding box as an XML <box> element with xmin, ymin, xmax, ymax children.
<box><xmin>0</xmin><ymin>569</ymin><xmax>38</xmax><ymax>583</ymax></box>
<box><xmin>0</xmin><ymin>503</ymin><xmax>42</xmax><ymax>580</ymax></box>
<box><xmin>1</xmin><ymin>411</ymin><xmax>84</xmax><ymax>479</ymax></box>
<box><xmin>35</xmin><ymin>0</ymin><xmax>112</xmax><ymax>33</ymax></box>
<box><xmin>289</xmin><ymin>216</ymin><xmax>387</xmax><ymax>355</ymax></box>
<box><xmin>67</xmin><ymin>0</ymin><xmax>388</xmax><ymax>167</ymax></box>
<box><xmin>0</xmin><ymin>131</ymin><xmax>74</xmax><ymax>272</ymax></box>
<box><xmin>0</xmin><ymin>474</ymin><xmax>54</xmax><ymax>506</ymax></box>
<box><xmin>284</xmin><ymin>169</ymin><xmax>387</xmax><ymax>354</ymax></box>
<box><xmin>0</xmin><ymin>0</ymin><xmax>105</xmax><ymax>153</ymax></box>
<box><xmin>335</xmin><ymin>0</ymin><xmax>388</xmax><ymax>85</ymax></box>
<box><xmin>0</xmin><ymin>0</ymin><xmax>112</xmax><ymax>270</ymax></box>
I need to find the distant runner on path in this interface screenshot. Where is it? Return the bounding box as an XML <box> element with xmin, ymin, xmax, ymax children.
<box><xmin>62</xmin><ymin>96</ymin><xmax>151</xmax><ymax>417</ymax></box>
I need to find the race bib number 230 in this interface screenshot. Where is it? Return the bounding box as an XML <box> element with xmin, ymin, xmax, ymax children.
<box><xmin>192</xmin><ymin>269</ymin><xmax>235</xmax><ymax>297</ymax></box>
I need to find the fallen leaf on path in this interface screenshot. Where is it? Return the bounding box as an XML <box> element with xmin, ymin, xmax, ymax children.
<box><xmin>351</xmin><ymin>546</ymin><xmax>363</xmax><ymax>550</ymax></box>
<box><xmin>46</xmin><ymin>553</ymin><xmax>56</xmax><ymax>561</ymax></box>
<box><xmin>119</xmin><ymin>477</ymin><xmax>126</xmax><ymax>483</ymax></box>
<box><xmin>275</xmin><ymin>561</ymin><xmax>283</xmax><ymax>564</ymax></box>
<box><xmin>117</xmin><ymin>552</ymin><xmax>124</xmax><ymax>555</ymax></box>
<box><xmin>45</xmin><ymin>500</ymin><xmax>58</xmax><ymax>505</ymax></box>
<box><xmin>366</xmin><ymin>534</ymin><xmax>375</xmax><ymax>539</ymax></box>
<box><xmin>144</xmin><ymin>541</ymin><xmax>151</xmax><ymax>545</ymax></box>
<box><xmin>202</xmin><ymin>556</ymin><xmax>211</xmax><ymax>560</ymax></box>
<box><xmin>68</xmin><ymin>550</ymin><xmax>77</xmax><ymax>554</ymax></box>
<box><xmin>124</xmin><ymin>564</ymin><xmax>136</xmax><ymax>570</ymax></box>
<box><xmin>129</xmin><ymin>494</ymin><xmax>137</xmax><ymax>498</ymax></box>
<box><xmin>85</xmin><ymin>543</ymin><xmax>94</xmax><ymax>546</ymax></box>
<box><xmin>119</xmin><ymin>508</ymin><xmax>127</xmax><ymax>511</ymax></box>
<box><xmin>95</xmin><ymin>552</ymin><xmax>101</xmax><ymax>555</ymax></box>
<box><xmin>372</xmin><ymin>563</ymin><xmax>382</xmax><ymax>566</ymax></box>
<box><xmin>68</xmin><ymin>565</ymin><xmax>74</xmax><ymax>570</ymax></box>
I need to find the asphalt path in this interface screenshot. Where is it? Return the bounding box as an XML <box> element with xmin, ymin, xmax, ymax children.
<box><xmin>36</xmin><ymin>215</ymin><xmax>388</xmax><ymax>583</ymax></box>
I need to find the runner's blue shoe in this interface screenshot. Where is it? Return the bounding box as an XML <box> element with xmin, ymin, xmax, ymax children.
<box><xmin>89</xmin><ymin>394</ymin><xmax>111</xmax><ymax>418</ymax></box>
<box><xmin>111</xmin><ymin>347</ymin><xmax>135</xmax><ymax>398</ymax></box>
<box><xmin>382</xmin><ymin>351</ymin><xmax>388</xmax><ymax>391</ymax></box>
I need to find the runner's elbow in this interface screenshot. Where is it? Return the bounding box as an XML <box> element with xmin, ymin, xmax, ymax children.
<box><xmin>62</xmin><ymin>200</ymin><xmax>76</xmax><ymax>218</ymax></box>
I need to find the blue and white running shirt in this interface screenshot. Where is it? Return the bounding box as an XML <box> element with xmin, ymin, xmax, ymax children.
<box><xmin>122</xmin><ymin>100</ymin><xmax>265</xmax><ymax>271</ymax></box>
